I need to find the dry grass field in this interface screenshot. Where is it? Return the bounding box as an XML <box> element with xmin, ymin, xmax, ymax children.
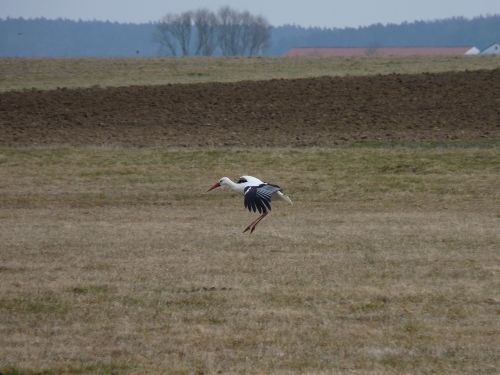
<box><xmin>1</xmin><ymin>55</ymin><xmax>500</xmax><ymax>91</ymax></box>
<box><xmin>1</xmin><ymin>55</ymin><xmax>499</xmax><ymax>373</ymax></box>
<box><xmin>1</xmin><ymin>146</ymin><xmax>499</xmax><ymax>374</ymax></box>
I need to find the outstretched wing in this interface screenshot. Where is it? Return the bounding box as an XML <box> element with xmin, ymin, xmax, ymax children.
<box><xmin>244</xmin><ymin>184</ymin><xmax>281</xmax><ymax>213</ymax></box>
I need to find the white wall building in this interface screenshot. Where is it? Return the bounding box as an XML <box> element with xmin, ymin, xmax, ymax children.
<box><xmin>481</xmin><ymin>43</ymin><xmax>500</xmax><ymax>55</ymax></box>
<box><xmin>465</xmin><ymin>47</ymin><xmax>480</xmax><ymax>55</ymax></box>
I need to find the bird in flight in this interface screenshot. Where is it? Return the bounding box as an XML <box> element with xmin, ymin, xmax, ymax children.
<box><xmin>207</xmin><ymin>175</ymin><xmax>293</xmax><ymax>233</ymax></box>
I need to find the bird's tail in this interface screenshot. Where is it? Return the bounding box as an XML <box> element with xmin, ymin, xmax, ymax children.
<box><xmin>277</xmin><ymin>191</ymin><xmax>293</xmax><ymax>205</ymax></box>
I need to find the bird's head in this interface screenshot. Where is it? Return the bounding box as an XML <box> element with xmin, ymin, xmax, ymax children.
<box><xmin>207</xmin><ymin>177</ymin><xmax>231</xmax><ymax>192</ymax></box>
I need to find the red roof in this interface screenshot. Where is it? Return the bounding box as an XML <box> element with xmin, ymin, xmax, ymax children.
<box><xmin>285</xmin><ymin>47</ymin><xmax>473</xmax><ymax>57</ymax></box>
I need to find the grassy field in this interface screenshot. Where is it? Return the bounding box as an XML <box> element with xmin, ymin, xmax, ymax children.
<box><xmin>2</xmin><ymin>54</ymin><xmax>499</xmax><ymax>374</ymax></box>
<box><xmin>1</xmin><ymin>145</ymin><xmax>499</xmax><ymax>374</ymax></box>
<box><xmin>1</xmin><ymin>55</ymin><xmax>499</xmax><ymax>91</ymax></box>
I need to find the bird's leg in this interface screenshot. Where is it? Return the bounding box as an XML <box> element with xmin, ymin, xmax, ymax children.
<box><xmin>243</xmin><ymin>211</ymin><xmax>268</xmax><ymax>234</ymax></box>
<box><xmin>250</xmin><ymin>212</ymin><xmax>267</xmax><ymax>233</ymax></box>
<box><xmin>243</xmin><ymin>214</ymin><xmax>264</xmax><ymax>233</ymax></box>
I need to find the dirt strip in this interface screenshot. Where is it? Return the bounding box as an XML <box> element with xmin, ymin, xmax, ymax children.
<box><xmin>1</xmin><ymin>69</ymin><xmax>499</xmax><ymax>146</ymax></box>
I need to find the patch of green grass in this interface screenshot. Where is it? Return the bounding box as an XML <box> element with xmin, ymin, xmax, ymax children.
<box><xmin>0</xmin><ymin>362</ymin><xmax>133</xmax><ymax>375</ymax></box>
<box><xmin>0</xmin><ymin>294</ymin><xmax>70</xmax><ymax>316</ymax></box>
<box><xmin>68</xmin><ymin>284</ymin><xmax>111</xmax><ymax>295</ymax></box>
<box><xmin>348</xmin><ymin>138</ymin><xmax>500</xmax><ymax>149</ymax></box>
<box><xmin>1</xmin><ymin>56</ymin><xmax>499</xmax><ymax>91</ymax></box>
<box><xmin>0</xmin><ymin>144</ymin><xmax>498</xmax><ymax>210</ymax></box>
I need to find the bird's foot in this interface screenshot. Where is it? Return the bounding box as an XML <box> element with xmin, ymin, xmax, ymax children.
<box><xmin>243</xmin><ymin>224</ymin><xmax>255</xmax><ymax>233</ymax></box>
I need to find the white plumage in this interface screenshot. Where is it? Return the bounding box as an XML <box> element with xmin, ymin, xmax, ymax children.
<box><xmin>207</xmin><ymin>175</ymin><xmax>293</xmax><ymax>233</ymax></box>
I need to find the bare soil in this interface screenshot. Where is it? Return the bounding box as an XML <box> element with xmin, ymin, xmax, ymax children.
<box><xmin>1</xmin><ymin>69</ymin><xmax>499</xmax><ymax>146</ymax></box>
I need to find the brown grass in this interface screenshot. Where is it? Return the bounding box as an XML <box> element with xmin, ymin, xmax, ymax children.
<box><xmin>1</xmin><ymin>55</ymin><xmax>499</xmax><ymax>91</ymax></box>
<box><xmin>0</xmin><ymin>145</ymin><xmax>499</xmax><ymax>374</ymax></box>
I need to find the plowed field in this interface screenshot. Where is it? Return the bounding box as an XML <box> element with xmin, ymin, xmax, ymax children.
<box><xmin>1</xmin><ymin>69</ymin><xmax>499</xmax><ymax>146</ymax></box>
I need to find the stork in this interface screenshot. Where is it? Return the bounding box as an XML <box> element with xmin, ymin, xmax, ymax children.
<box><xmin>207</xmin><ymin>176</ymin><xmax>293</xmax><ymax>233</ymax></box>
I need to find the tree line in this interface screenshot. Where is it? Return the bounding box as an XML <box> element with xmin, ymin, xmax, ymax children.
<box><xmin>1</xmin><ymin>14</ymin><xmax>499</xmax><ymax>57</ymax></box>
<box><xmin>154</xmin><ymin>6</ymin><xmax>271</xmax><ymax>56</ymax></box>
<box><xmin>272</xmin><ymin>15</ymin><xmax>500</xmax><ymax>54</ymax></box>
<box><xmin>0</xmin><ymin>18</ymin><xmax>157</xmax><ymax>56</ymax></box>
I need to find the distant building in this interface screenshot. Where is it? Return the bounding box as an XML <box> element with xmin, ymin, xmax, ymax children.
<box><xmin>285</xmin><ymin>47</ymin><xmax>475</xmax><ymax>57</ymax></box>
<box><xmin>481</xmin><ymin>43</ymin><xmax>500</xmax><ymax>55</ymax></box>
<box><xmin>465</xmin><ymin>47</ymin><xmax>481</xmax><ymax>55</ymax></box>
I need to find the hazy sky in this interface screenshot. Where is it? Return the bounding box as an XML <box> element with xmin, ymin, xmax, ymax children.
<box><xmin>2</xmin><ymin>0</ymin><xmax>500</xmax><ymax>27</ymax></box>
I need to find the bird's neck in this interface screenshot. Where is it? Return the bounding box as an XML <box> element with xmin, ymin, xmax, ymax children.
<box><xmin>225</xmin><ymin>179</ymin><xmax>244</xmax><ymax>193</ymax></box>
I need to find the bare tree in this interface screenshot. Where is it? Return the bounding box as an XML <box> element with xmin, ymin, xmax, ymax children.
<box><xmin>193</xmin><ymin>8</ymin><xmax>218</xmax><ymax>56</ymax></box>
<box><xmin>154</xmin><ymin>14</ymin><xmax>179</xmax><ymax>56</ymax></box>
<box><xmin>155</xmin><ymin>6</ymin><xmax>271</xmax><ymax>57</ymax></box>
<box><xmin>217</xmin><ymin>6</ymin><xmax>235</xmax><ymax>56</ymax></box>
<box><xmin>177</xmin><ymin>11</ymin><xmax>193</xmax><ymax>56</ymax></box>
<box><xmin>216</xmin><ymin>7</ymin><xmax>271</xmax><ymax>56</ymax></box>
<box><xmin>238</xmin><ymin>11</ymin><xmax>254</xmax><ymax>55</ymax></box>
<box><xmin>248</xmin><ymin>15</ymin><xmax>271</xmax><ymax>56</ymax></box>
<box><xmin>155</xmin><ymin>11</ymin><xmax>193</xmax><ymax>56</ymax></box>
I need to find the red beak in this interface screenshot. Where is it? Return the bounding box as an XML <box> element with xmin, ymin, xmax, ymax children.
<box><xmin>207</xmin><ymin>182</ymin><xmax>221</xmax><ymax>192</ymax></box>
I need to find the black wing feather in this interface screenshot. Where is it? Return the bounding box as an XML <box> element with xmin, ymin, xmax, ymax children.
<box><xmin>244</xmin><ymin>184</ymin><xmax>281</xmax><ymax>214</ymax></box>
